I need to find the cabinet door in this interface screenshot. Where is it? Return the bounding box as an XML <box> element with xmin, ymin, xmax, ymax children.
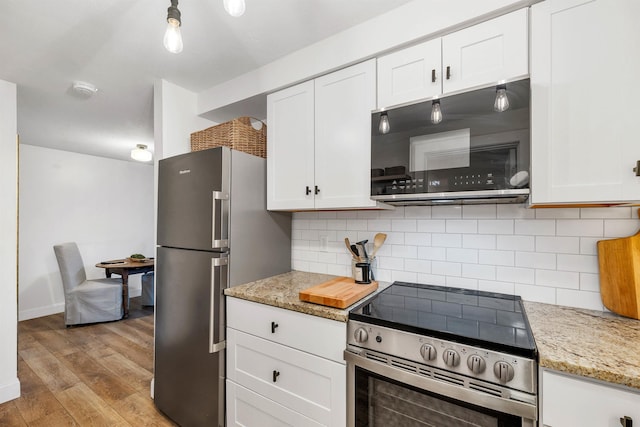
<box><xmin>542</xmin><ymin>370</ymin><xmax>640</xmax><ymax>426</ymax></box>
<box><xmin>530</xmin><ymin>0</ymin><xmax>640</xmax><ymax>204</ymax></box>
<box><xmin>267</xmin><ymin>81</ymin><xmax>315</xmax><ymax>210</ymax></box>
<box><xmin>377</xmin><ymin>38</ymin><xmax>442</xmax><ymax>108</ymax></box>
<box><xmin>314</xmin><ymin>59</ymin><xmax>378</xmax><ymax>209</ymax></box>
<box><xmin>226</xmin><ymin>381</ymin><xmax>323</xmax><ymax>427</ymax></box>
<box><xmin>442</xmin><ymin>8</ymin><xmax>528</xmax><ymax>93</ymax></box>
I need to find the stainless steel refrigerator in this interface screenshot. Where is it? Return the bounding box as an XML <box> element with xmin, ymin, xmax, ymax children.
<box><xmin>154</xmin><ymin>147</ymin><xmax>291</xmax><ymax>426</ymax></box>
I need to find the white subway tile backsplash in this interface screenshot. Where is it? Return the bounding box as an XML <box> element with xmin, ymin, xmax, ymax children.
<box><xmin>462</xmin><ymin>264</ymin><xmax>496</xmax><ymax>280</ymax></box>
<box><xmin>556</xmin><ymin>219</ymin><xmax>603</xmax><ymax>237</ymax></box>
<box><xmin>432</xmin><ymin>205</ymin><xmax>462</xmax><ymax>219</ymax></box>
<box><xmin>462</xmin><ymin>205</ymin><xmax>496</xmax><ymax>219</ymax></box>
<box><xmin>556</xmin><ymin>289</ymin><xmax>604</xmax><ymax>311</ymax></box>
<box><xmin>405</xmin><ymin>232</ymin><xmax>432</xmax><ymax>246</ymax></box>
<box><xmin>557</xmin><ymin>254</ymin><xmax>599</xmax><ymax>274</ymax></box>
<box><xmin>478</xmin><ymin>250</ymin><xmax>514</xmax><ymax>267</ymax></box>
<box><xmin>392</xmin><ymin>219</ymin><xmax>417</xmax><ymax>232</ymax></box>
<box><xmin>446</xmin><ymin>220</ymin><xmax>478</xmax><ymax>234</ymax></box>
<box><xmin>515</xmin><ymin>252</ymin><xmax>556</xmax><ymax>270</ymax></box>
<box><xmin>446</xmin><ymin>248</ymin><xmax>478</xmax><ymax>263</ymax></box>
<box><xmin>478</xmin><ymin>220</ymin><xmax>514</xmax><ymax>235</ymax></box>
<box><xmin>535</xmin><ymin>269</ymin><xmax>579</xmax><ymax>289</ymax></box>
<box><xmin>497</xmin><ymin>204</ymin><xmax>536</xmax><ymax>219</ymax></box>
<box><xmin>418</xmin><ymin>246</ymin><xmax>447</xmax><ymax>261</ymax></box>
<box><xmin>417</xmin><ymin>219</ymin><xmax>446</xmax><ymax>232</ymax></box>
<box><xmin>291</xmin><ymin>204</ymin><xmax>623</xmax><ymax>312</ymax></box>
<box><xmin>463</xmin><ymin>234</ymin><xmax>496</xmax><ymax>249</ymax></box>
<box><xmin>432</xmin><ymin>233</ymin><xmax>462</xmax><ymax>248</ymax></box>
<box><xmin>604</xmin><ymin>219</ymin><xmax>640</xmax><ymax>238</ymax></box>
<box><xmin>496</xmin><ymin>235</ymin><xmax>534</xmax><ymax>251</ymax></box>
<box><xmin>535</xmin><ymin>236</ymin><xmax>580</xmax><ymax>254</ymax></box>
<box><xmin>515</xmin><ymin>219</ymin><xmax>555</xmax><ymax>236</ymax></box>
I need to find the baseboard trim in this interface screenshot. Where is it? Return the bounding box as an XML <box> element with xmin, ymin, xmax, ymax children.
<box><xmin>18</xmin><ymin>303</ymin><xmax>64</xmax><ymax>321</ymax></box>
<box><xmin>0</xmin><ymin>378</ymin><xmax>20</xmax><ymax>404</ymax></box>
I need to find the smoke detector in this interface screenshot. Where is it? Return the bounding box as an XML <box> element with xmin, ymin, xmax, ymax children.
<box><xmin>72</xmin><ymin>81</ymin><xmax>98</xmax><ymax>97</ymax></box>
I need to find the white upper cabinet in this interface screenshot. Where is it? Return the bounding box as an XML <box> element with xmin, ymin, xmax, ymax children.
<box><xmin>267</xmin><ymin>60</ymin><xmax>379</xmax><ymax>211</ymax></box>
<box><xmin>267</xmin><ymin>81</ymin><xmax>315</xmax><ymax>210</ymax></box>
<box><xmin>377</xmin><ymin>38</ymin><xmax>441</xmax><ymax>108</ymax></box>
<box><xmin>377</xmin><ymin>8</ymin><xmax>528</xmax><ymax>108</ymax></box>
<box><xmin>530</xmin><ymin>0</ymin><xmax>640</xmax><ymax>205</ymax></box>
<box><xmin>442</xmin><ymin>8</ymin><xmax>528</xmax><ymax>93</ymax></box>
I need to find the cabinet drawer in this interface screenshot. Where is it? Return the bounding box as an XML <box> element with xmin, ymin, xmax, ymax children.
<box><xmin>226</xmin><ymin>297</ymin><xmax>346</xmax><ymax>363</ymax></box>
<box><xmin>227</xmin><ymin>328</ymin><xmax>346</xmax><ymax>426</ymax></box>
<box><xmin>227</xmin><ymin>380</ymin><xmax>323</xmax><ymax>427</ymax></box>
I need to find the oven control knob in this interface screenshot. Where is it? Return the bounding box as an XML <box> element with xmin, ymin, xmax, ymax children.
<box><xmin>353</xmin><ymin>327</ymin><xmax>369</xmax><ymax>343</ymax></box>
<box><xmin>442</xmin><ymin>349</ymin><xmax>460</xmax><ymax>367</ymax></box>
<box><xmin>467</xmin><ymin>354</ymin><xmax>486</xmax><ymax>374</ymax></box>
<box><xmin>420</xmin><ymin>344</ymin><xmax>437</xmax><ymax>361</ymax></box>
<box><xmin>493</xmin><ymin>361</ymin><xmax>515</xmax><ymax>383</ymax></box>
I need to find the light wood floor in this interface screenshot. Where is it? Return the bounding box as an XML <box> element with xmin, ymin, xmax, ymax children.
<box><xmin>0</xmin><ymin>299</ymin><xmax>177</xmax><ymax>426</ymax></box>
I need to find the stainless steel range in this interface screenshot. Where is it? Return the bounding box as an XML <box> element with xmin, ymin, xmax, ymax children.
<box><xmin>345</xmin><ymin>282</ymin><xmax>538</xmax><ymax>427</ymax></box>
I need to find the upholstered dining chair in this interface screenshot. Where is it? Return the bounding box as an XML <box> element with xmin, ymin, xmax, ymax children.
<box><xmin>53</xmin><ymin>242</ymin><xmax>123</xmax><ymax>326</ymax></box>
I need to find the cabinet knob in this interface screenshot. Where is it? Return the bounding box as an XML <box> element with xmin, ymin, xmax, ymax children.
<box><xmin>272</xmin><ymin>370</ymin><xmax>280</xmax><ymax>382</ymax></box>
<box><xmin>271</xmin><ymin>321</ymin><xmax>278</xmax><ymax>333</ymax></box>
<box><xmin>634</xmin><ymin>160</ymin><xmax>640</xmax><ymax>177</ymax></box>
<box><xmin>620</xmin><ymin>416</ymin><xmax>633</xmax><ymax>427</ymax></box>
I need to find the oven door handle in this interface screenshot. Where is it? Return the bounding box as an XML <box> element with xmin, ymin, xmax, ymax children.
<box><xmin>344</xmin><ymin>350</ymin><xmax>537</xmax><ymax>421</ymax></box>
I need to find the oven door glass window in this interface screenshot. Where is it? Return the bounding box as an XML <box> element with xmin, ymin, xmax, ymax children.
<box><xmin>355</xmin><ymin>366</ymin><xmax>522</xmax><ymax>427</ymax></box>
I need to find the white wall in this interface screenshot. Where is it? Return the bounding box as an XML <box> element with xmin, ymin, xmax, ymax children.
<box><xmin>0</xmin><ymin>79</ymin><xmax>20</xmax><ymax>404</ymax></box>
<box><xmin>292</xmin><ymin>204</ymin><xmax>640</xmax><ymax>312</ymax></box>
<box><xmin>18</xmin><ymin>145</ymin><xmax>154</xmax><ymax>321</ymax></box>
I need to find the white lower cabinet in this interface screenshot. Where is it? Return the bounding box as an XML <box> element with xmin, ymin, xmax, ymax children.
<box><xmin>542</xmin><ymin>370</ymin><xmax>640</xmax><ymax>427</ymax></box>
<box><xmin>226</xmin><ymin>297</ymin><xmax>346</xmax><ymax>427</ymax></box>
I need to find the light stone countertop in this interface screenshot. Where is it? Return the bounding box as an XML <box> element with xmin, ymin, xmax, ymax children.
<box><xmin>225</xmin><ymin>272</ymin><xmax>640</xmax><ymax>391</ymax></box>
<box><xmin>524</xmin><ymin>301</ymin><xmax>640</xmax><ymax>390</ymax></box>
<box><xmin>224</xmin><ymin>270</ymin><xmax>388</xmax><ymax>322</ymax></box>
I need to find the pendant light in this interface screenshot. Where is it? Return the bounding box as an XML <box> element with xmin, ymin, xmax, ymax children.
<box><xmin>224</xmin><ymin>0</ymin><xmax>246</xmax><ymax>17</ymax></box>
<box><xmin>430</xmin><ymin>100</ymin><xmax>442</xmax><ymax>124</ymax></box>
<box><xmin>164</xmin><ymin>0</ymin><xmax>183</xmax><ymax>54</ymax></box>
<box><xmin>494</xmin><ymin>84</ymin><xmax>510</xmax><ymax>112</ymax></box>
<box><xmin>378</xmin><ymin>112</ymin><xmax>390</xmax><ymax>134</ymax></box>
<box><xmin>131</xmin><ymin>144</ymin><xmax>153</xmax><ymax>162</ymax></box>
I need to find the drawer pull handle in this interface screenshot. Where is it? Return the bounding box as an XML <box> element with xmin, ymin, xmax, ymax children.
<box><xmin>272</xmin><ymin>370</ymin><xmax>280</xmax><ymax>382</ymax></box>
<box><xmin>314</xmin><ymin>185</ymin><xmax>320</xmax><ymax>195</ymax></box>
<box><xmin>431</xmin><ymin>69</ymin><xmax>436</xmax><ymax>83</ymax></box>
<box><xmin>305</xmin><ymin>186</ymin><xmax>311</xmax><ymax>195</ymax></box>
<box><xmin>271</xmin><ymin>322</ymin><xmax>278</xmax><ymax>333</ymax></box>
<box><xmin>620</xmin><ymin>416</ymin><xmax>633</xmax><ymax>427</ymax></box>
<box><xmin>446</xmin><ymin>66</ymin><xmax>451</xmax><ymax>80</ymax></box>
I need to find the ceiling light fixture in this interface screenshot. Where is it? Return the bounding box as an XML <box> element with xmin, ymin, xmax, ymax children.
<box><xmin>224</xmin><ymin>0</ymin><xmax>246</xmax><ymax>17</ymax></box>
<box><xmin>378</xmin><ymin>112</ymin><xmax>390</xmax><ymax>134</ymax></box>
<box><xmin>430</xmin><ymin>100</ymin><xmax>443</xmax><ymax>124</ymax></box>
<box><xmin>131</xmin><ymin>144</ymin><xmax>153</xmax><ymax>162</ymax></box>
<box><xmin>72</xmin><ymin>81</ymin><xmax>98</xmax><ymax>97</ymax></box>
<box><xmin>164</xmin><ymin>0</ymin><xmax>183</xmax><ymax>54</ymax></box>
<box><xmin>494</xmin><ymin>84</ymin><xmax>510</xmax><ymax>112</ymax></box>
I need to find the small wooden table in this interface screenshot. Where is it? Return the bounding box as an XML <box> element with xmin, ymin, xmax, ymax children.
<box><xmin>95</xmin><ymin>258</ymin><xmax>154</xmax><ymax>318</ymax></box>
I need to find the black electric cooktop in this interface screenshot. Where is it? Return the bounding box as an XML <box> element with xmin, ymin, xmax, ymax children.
<box><xmin>349</xmin><ymin>282</ymin><xmax>537</xmax><ymax>358</ymax></box>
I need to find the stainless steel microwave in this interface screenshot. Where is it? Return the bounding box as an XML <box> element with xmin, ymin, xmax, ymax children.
<box><xmin>371</xmin><ymin>79</ymin><xmax>530</xmax><ymax>205</ymax></box>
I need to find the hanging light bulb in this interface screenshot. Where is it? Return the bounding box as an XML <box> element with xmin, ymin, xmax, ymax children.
<box><xmin>224</xmin><ymin>0</ymin><xmax>246</xmax><ymax>17</ymax></box>
<box><xmin>131</xmin><ymin>144</ymin><xmax>153</xmax><ymax>162</ymax></box>
<box><xmin>431</xmin><ymin>100</ymin><xmax>443</xmax><ymax>124</ymax></box>
<box><xmin>164</xmin><ymin>0</ymin><xmax>183</xmax><ymax>54</ymax></box>
<box><xmin>494</xmin><ymin>84</ymin><xmax>510</xmax><ymax>112</ymax></box>
<box><xmin>378</xmin><ymin>112</ymin><xmax>390</xmax><ymax>134</ymax></box>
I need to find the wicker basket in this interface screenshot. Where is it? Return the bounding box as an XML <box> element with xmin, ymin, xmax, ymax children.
<box><xmin>190</xmin><ymin>117</ymin><xmax>267</xmax><ymax>158</ymax></box>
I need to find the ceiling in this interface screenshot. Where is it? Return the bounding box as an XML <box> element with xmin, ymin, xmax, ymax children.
<box><xmin>0</xmin><ymin>0</ymin><xmax>414</xmax><ymax>162</ymax></box>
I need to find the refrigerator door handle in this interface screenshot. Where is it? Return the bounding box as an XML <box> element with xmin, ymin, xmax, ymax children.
<box><xmin>209</xmin><ymin>256</ymin><xmax>229</xmax><ymax>354</ymax></box>
<box><xmin>211</xmin><ymin>191</ymin><xmax>229</xmax><ymax>249</ymax></box>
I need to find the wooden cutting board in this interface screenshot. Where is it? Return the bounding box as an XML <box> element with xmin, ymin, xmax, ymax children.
<box><xmin>299</xmin><ymin>276</ymin><xmax>378</xmax><ymax>309</ymax></box>
<box><xmin>597</xmin><ymin>209</ymin><xmax>640</xmax><ymax>319</ymax></box>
